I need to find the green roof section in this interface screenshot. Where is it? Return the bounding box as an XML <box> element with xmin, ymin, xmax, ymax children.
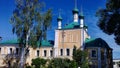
<box><xmin>59</xmin><ymin>22</ymin><xmax>88</xmax><ymax>30</ymax></box>
<box><xmin>84</xmin><ymin>25</ymin><xmax>88</xmax><ymax>29</ymax></box>
<box><xmin>85</xmin><ymin>38</ymin><xmax>112</xmax><ymax>49</ymax></box>
<box><xmin>85</xmin><ymin>38</ymin><xmax>96</xmax><ymax>43</ymax></box>
<box><xmin>41</xmin><ymin>40</ymin><xmax>53</xmax><ymax>47</ymax></box>
<box><xmin>0</xmin><ymin>39</ymin><xmax>53</xmax><ymax>47</ymax></box>
<box><xmin>79</xmin><ymin>14</ymin><xmax>84</xmax><ymax>19</ymax></box>
<box><xmin>72</xmin><ymin>8</ymin><xmax>79</xmax><ymax>14</ymax></box>
<box><xmin>63</xmin><ymin>22</ymin><xmax>79</xmax><ymax>29</ymax></box>
<box><xmin>57</xmin><ymin>15</ymin><xmax>62</xmax><ymax>21</ymax></box>
<box><xmin>34</xmin><ymin>40</ymin><xmax>54</xmax><ymax>47</ymax></box>
<box><xmin>0</xmin><ymin>39</ymin><xmax>19</xmax><ymax>44</ymax></box>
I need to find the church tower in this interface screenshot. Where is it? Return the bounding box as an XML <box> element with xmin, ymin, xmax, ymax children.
<box><xmin>57</xmin><ymin>13</ymin><xmax>62</xmax><ymax>29</ymax></box>
<box><xmin>54</xmin><ymin>0</ymin><xmax>89</xmax><ymax>59</ymax></box>
<box><xmin>79</xmin><ymin>9</ymin><xmax>84</xmax><ymax>28</ymax></box>
<box><xmin>79</xmin><ymin>9</ymin><xmax>85</xmax><ymax>50</ymax></box>
<box><xmin>54</xmin><ymin>12</ymin><xmax>63</xmax><ymax>57</ymax></box>
<box><xmin>72</xmin><ymin>0</ymin><xmax>79</xmax><ymax>22</ymax></box>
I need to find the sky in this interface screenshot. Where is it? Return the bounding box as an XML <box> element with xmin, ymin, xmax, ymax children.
<box><xmin>0</xmin><ymin>0</ymin><xmax>120</xmax><ymax>59</ymax></box>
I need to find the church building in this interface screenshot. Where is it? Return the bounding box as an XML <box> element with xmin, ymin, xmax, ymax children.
<box><xmin>0</xmin><ymin>2</ymin><xmax>113</xmax><ymax>68</ymax></box>
<box><xmin>53</xmin><ymin>7</ymin><xmax>89</xmax><ymax>59</ymax></box>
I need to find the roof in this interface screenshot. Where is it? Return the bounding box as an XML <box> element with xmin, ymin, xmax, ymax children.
<box><xmin>0</xmin><ymin>39</ymin><xmax>54</xmax><ymax>47</ymax></box>
<box><xmin>63</xmin><ymin>22</ymin><xmax>79</xmax><ymax>29</ymax></box>
<box><xmin>79</xmin><ymin>13</ymin><xmax>84</xmax><ymax>19</ymax></box>
<box><xmin>85</xmin><ymin>38</ymin><xmax>112</xmax><ymax>49</ymax></box>
<box><xmin>59</xmin><ymin>22</ymin><xmax>88</xmax><ymax>30</ymax></box>
<box><xmin>0</xmin><ymin>39</ymin><xmax>19</xmax><ymax>44</ymax></box>
<box><xmin>72</xmin><ymin>8</ymin><xmax>79</xmax><ymax>14</ymax></box>
<box><xmin>57</xmin><ymin>15</ymin><xmax>62</xmax><ymax>21</ymax></box>
<box><xmin>38</xmin><ymin>40</ymin><xmax>53</xmax><ymax>47</ymax></box>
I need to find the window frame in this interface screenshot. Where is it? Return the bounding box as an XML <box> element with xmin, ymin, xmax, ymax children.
<box><xmin>60</xmin><ymin>49</ymin><xmax>63</xmax><ymax>56</ymax></box>
<box><xmin>10</xmin><ymin>48</ymin><xmax>12</xmax><ymax>54</ymax></box>
<box><xmin>66</xmin><ymin>48</ymin><xmax>70</xmax><ymax>56</ymax></box>
<box><xmin>91</xmin><ymin>49</ymin><xmax>97</xmax><ymax>58</ymax></box>
<box><xmin>0</xmin><ymin>48</ymin><xmax>1</xmax><ymax>54</ymax></box>
<box><xmin>44</xmin><ymin>50</ymin><xmax>47</xmax><ymax>57</ymax></box>
<box><xmin>37</xmin><ymin>50</ymin><xmax>40</xmax><ymax>57</ymax></box>
<box><xmin>50</xmin><ymin>50</ymin><xmax>53</xmax><ymax>57</ymax></box>
<box><xmin>16</xmin><ymin>48</ymin><xmax>19</xmax><ymax>55</ymax></box>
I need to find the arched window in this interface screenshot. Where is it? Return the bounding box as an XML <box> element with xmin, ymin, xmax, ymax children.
<box><xmin>50</xmin><ymin>50</ymin><xmax>53</xmax><ymax>57</ymax></box>
<box><xmin>66</xmin><ymin>48</ymin><xmax>70</xmax><ymax>56</ymax></box>
<box><xmin>37</xmin><ymin>50</ymin><xmax>39</xmax><ymax>57</ymax></box>
<box><xmin>16</xmin><ymin>48</ymin><xmax>19</xmax><ymax>55</ymax></box>
<box><xmin>0</xmin><ymin>48</ymin><xmax>1</xmax><ymax>54</ymax></box>
<box><xmin>60</xmin><ymin>49</ymin><xmax>63</xmax><ymax>56</ymax></box>
<box><xmin>10</xmin><ymin>48</ymin><xmax>12</xmax><ymax>54</ymax></box>
<box><xmin>44</xmin><ymin>50</ymin><xmax>47</xmax><ymax>57</ymax></box>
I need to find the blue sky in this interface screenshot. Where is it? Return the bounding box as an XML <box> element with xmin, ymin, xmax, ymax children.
<box><xmin>0</xmin><ymin>0</ymin><xmax>120</xmax><ymax>59</ymax></box>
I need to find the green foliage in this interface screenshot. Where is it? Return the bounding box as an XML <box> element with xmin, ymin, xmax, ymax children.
<box><xmin>72</xmin><ymin>46</ymin><xmax>89</xmax><ymax>68</ymax></box>
<box><xmin>26</xmin><ymin>66</ymin><xmax>32</xmax><ymax>68</ymax></box>
<box><xmin>31</xmin><ymin>58</ymin><xmax>47</xmax><ymax>68</ymax></box>
<box><xmin>69</xmin><ymin>60</ymin><xmax>77</xmax><ymax>68</ymax></box>
<box><xmin>47</xmin><ymin>58</ymin><xmax>77</xmax><ymax>68</ymax></box>
<box><xmin>96</xmin><ymin>0</ymin><xmax>120</xmax><ymax>45</ymax></box>
<box><xmin>10</xmin><ymin>0</ymin><xmax>52</xmax><ymax>47</ymax></box>
<box><xmin>29</xmin><ymin>57</ymin><xmax>77</xmax><ymax>68</ymax></box>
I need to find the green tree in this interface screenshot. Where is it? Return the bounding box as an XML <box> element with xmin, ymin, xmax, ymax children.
<box><xmin>10</xmin><ymin>0</ymin><xmax>52</xmax><ymax>48</ymax></box>
<box><xmin>72</xmin><ymin>46</ymin><xmax>89</xmax><ymax>68</ymax></box>
<box><xmin>10</xmin><ymin>0</ymin><xmax>52</xmax><ymax>67</ymax></box>
<box><xmin>31</xmin><ymin>58</ymin><xmax>47</xmax><ymax>68</ymax></box>
<box><xmin>47</xmin><ymin>58</ymin><xmax>77</xmax><ymax>68</ymax></box>
<box><xmin>96</xmin><ymin>0</ymin><xmax>120</xmax><ymax>45</ymax></box>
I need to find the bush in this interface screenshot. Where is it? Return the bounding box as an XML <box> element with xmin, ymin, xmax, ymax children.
<box><xmin>47</xmin><ymin>58</ymin><xmax>77</xmax><ymax>68</ymax></box>
<box><xmin>31</xmin><ymin>58</ymin><xmax>47</xmax><ymax>68</ymax></box>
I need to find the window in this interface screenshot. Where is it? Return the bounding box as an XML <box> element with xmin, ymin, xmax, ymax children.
<box><xmin>10</xmin><ymin>48</ymin><xmax>12</xmax><ymax>54</ymax></box>
<box><xmin>44</xmin><ymin>50</ymin><xmax>47</xmax><ymax>57</ymax></box>
<box><xmin>37</xmin><ymin>50</ymin><xmax>39</xmax><ymax>57</ymax></box>
<box><xmin>113</xmin><ymin>62</ymin><xmax>115</xmax><ymax>65</ymax></box>
<box><xmin>16</xmin><ymin>48</ymin><xmax>19</xmax><ymax>55</ymax></box>
<box><xmin>119</xmin><ymin>64</ymin><xmax>120</xmax><ymax>67</ymax></box>
<box><xmin>0</xmin><ymin>48</ymin><xmax>1</xmax><ymax>54</ymax></box>
<box><xmin>66</xmin><ymin>49</ymin><xmax>70</xmax><ymax>56</ymax></box>
<box><xmin>91</xmin><ymin>50</ymin><xmax>97</xmax><ymax>58</ymax></box>
<box><xmin>60</xmin><ymin>49</ymin><xmax>63</xmax><ymax>56</ymax></box>
<box><xmin>50</xmin><ymin>50</ymin><xmax>53</xmax><ymax>57</ymax></box>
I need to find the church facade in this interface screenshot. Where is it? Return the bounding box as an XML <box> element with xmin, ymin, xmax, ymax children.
<box><xmin>53</xmin><ymin>8</ymin><xmax>89</xmax><ymax>59</ymax></box>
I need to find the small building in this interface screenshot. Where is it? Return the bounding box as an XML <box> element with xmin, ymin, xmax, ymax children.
<box><xmin>0</xmin><ymin>40</ymin><xmax>54</xmax><ymax>67</ymax></box>
<box><xmin>113</xmin><ymin>59</ymin><xmax>120</xmax><ymax>68</ymax></box>
<box><xmin>85</xmin><ymin>38</ymin><xmax>113</xmax><ymax>68</ymax></box>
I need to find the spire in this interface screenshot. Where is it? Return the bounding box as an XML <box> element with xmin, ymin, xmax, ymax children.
<box><xmin>79</xmin><ymin>6</ymin><xmax>84</xmax><ymax>19</ymax></box>
<box><xmin>72</xmin><ymin>0</ymin><xmax>79</xmax><ymax>14</ymax></box>
<box><xmin>57</xmin><ymin>9</ymin><xmax>62</xmax><ymax>21</ymax></box>
<box><xmin>75</xmin><ymin>0</ymin><xmax>77</xmax><ymax>9</ymax></box>
<box><xmin>57</xmin><ymin>9</ymin><xmax>62</xmax><ymax>29</ymax></box>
